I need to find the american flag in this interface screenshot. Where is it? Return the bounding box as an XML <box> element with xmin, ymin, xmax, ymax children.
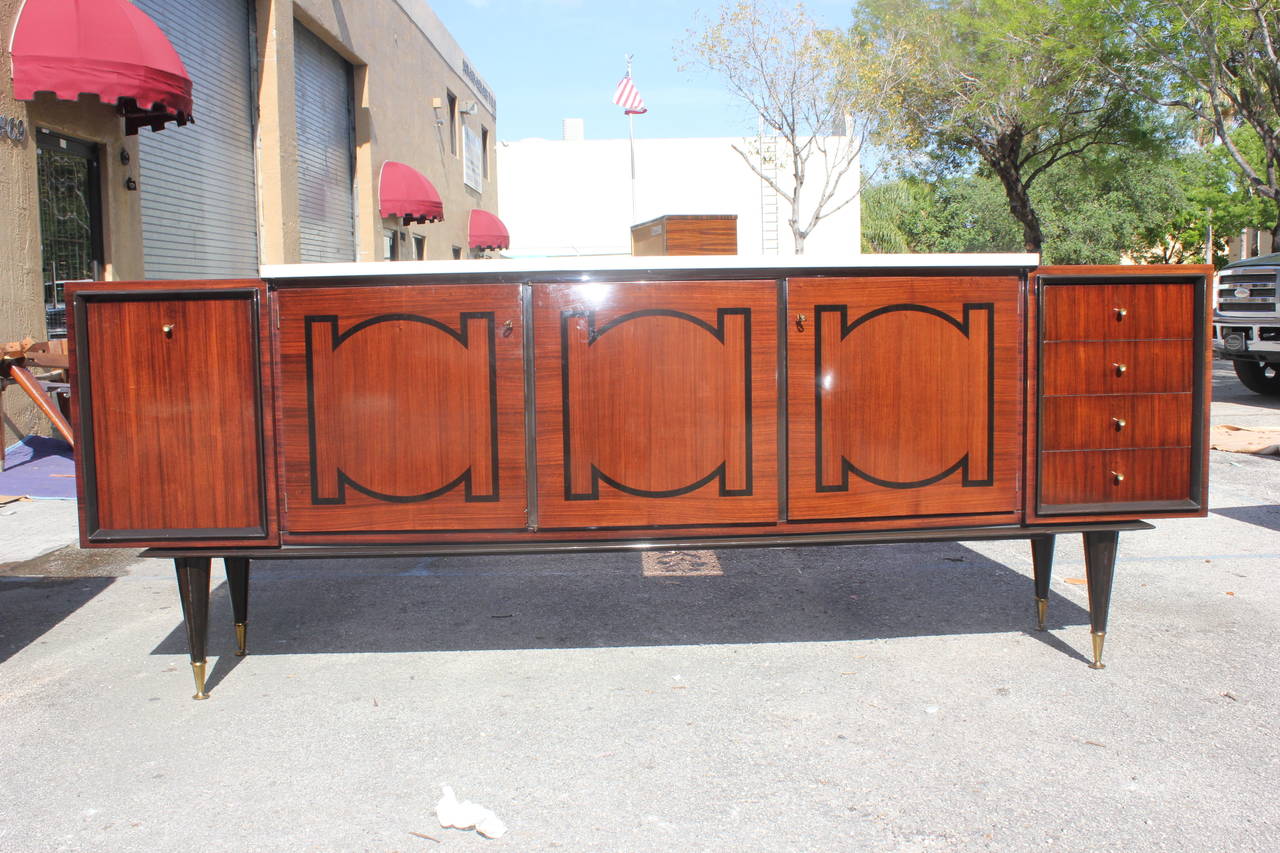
<box><xmin>612</xmin><ymin>74</ymin><xmax>647</xmax><ymax>115</ymax></box>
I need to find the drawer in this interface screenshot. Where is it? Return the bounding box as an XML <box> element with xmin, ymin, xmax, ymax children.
<box><xmin>1042</xmin><ymin>283</ymin><xmax>1195</xmax><ymax>341</ymax></box>
<box><xmin>1039</xmin><ymin>448</ymin><xmax>1193</xmax><ymax>509</ymax></box>
<box><xmin>1040</xmin><ymin>393</ymin><xmax>1192</xmax><ymax>451</ymax></box>
<box><xmin>1041</xmin><ymin>340</ymin><xmax>1193</xmax><ymax>395</ymax></box>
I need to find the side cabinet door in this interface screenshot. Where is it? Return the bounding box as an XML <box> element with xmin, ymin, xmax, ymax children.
<box><xmin>72</xmin><ymin>285</ymin><xmax>276</xmax><ymax>545</ymax></box>
<box><xmin>276</xmin><ymin>284</ymin><xmax>527</xmax><ymax>537</ymax></box>
<box><xmin>787</xmin><ymin>276</ymin><xmax>1022</xmax><ymax>522</ymax></box>
<box><xmin>533</xmin><ymin>280</ymin><xmax>779</xmax><ymax>529</ymax></box>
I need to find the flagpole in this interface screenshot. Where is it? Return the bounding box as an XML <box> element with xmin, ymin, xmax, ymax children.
<box><xmin>626</xmin><ymin>54</ymin><xmax>637</xmax><ymax>223</ymax></box>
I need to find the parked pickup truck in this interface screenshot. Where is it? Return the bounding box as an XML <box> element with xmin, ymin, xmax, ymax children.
<box><xmin>1213</xmin><ymin>251</ymin><xmax>1280</xmax><ymax>395</ymax></box>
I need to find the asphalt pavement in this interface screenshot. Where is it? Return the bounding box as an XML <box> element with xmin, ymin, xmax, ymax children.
<box><xmin>1</xmin><ymin>361</ymin><xmax>1277</xmax><ymax>852</ymax></box>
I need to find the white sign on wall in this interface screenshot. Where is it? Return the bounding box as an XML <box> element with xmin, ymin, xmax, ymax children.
<box><xmin>463</xmin><ymin>126</ymin><xmax>483</xmax><ymax>192</ymax></box>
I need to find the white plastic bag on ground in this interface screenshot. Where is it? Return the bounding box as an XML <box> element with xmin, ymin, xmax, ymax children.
<box><xmin>436</xmin><ymin>784</ymin><xmax>508</xmax><ymax>839</ymax></box>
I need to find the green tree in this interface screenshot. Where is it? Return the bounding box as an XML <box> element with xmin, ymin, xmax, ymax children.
<box><xmin>1094</xmin><ymin>0</ymin><xmax>1280</xmax><ymax>250</ymax></box>
<box><xmin>848</xmin><ymin>0</ymin><xmax>1170</xmax><ymax>253</ymax></box>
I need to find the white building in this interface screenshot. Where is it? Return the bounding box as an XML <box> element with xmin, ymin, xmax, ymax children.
<box><xmin>498</xmin><ymin>120</ymin><xmax>862</xmax><ymax>258</ymax></box>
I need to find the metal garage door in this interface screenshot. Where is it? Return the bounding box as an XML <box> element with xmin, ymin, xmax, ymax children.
<box><xmin>134</xmin><ymin>0</ymin><xmax>259</xmax><ymax>279</ymax></box>
<box><xmin>294</xmin><ymin>22</ymin><xmax>356</xmax><ymax>262</ymax></box>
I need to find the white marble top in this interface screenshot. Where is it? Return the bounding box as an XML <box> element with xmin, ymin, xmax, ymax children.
<box><xmin>261</xmin><ymin>253</ymin><xmax>1040</xmax><ymax>279</ymax></box>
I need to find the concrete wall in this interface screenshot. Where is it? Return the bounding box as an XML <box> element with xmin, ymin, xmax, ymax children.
<box><xmin>497</xmin><ymin>131</ymin><xmax>861</xmax><ymax>258</ymax></box>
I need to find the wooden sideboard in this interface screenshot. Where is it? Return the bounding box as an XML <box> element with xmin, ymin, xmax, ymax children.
<box><xmin>65</xmin><ymin>257</ymin><xmax>1212</xmax><ymax>698</ymax></box>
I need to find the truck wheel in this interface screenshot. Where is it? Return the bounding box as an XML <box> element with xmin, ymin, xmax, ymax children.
<box><xmin>1233</xmin><ymin>360</ymin><xmax>1280</xmax><ymax>396</ymax></box>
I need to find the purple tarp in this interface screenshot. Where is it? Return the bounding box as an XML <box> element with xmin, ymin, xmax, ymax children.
<box><xmin>0</xmin><ymin>436</ymin><xmax>76</xmax><ymax>499</ymax></box>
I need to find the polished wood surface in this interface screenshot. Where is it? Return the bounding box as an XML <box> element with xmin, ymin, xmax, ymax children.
<box><xmin>78</xmin><ymin>290</ymin><xmax>268</xmax><ymax>538</ymax></box>
<box><xmin>1040</xmin><ymin>341</ymin><xmax>1193</xmax><ymax>395</ymax></box>
<box><xmin>533</xmin><ymin>280</ymin><xmax>778</xmax><ymax>528</ymax></box>
<box><xmin>1039</xmin><ymin>448</ymin><xmax>1192</xmax><ymax>506</ymax></box>
<box><xmin>787</xmin><ymin>276</ymin><xmax>1022</xmax><ymax>521</ymax></box>
<box><xmin>1042</xmin><ymin>282</ymin><xmax>1195</xmax><ymax>341</ymax></box>
<box><xmin>1040</xmin><ymin>393</ymin><xmax>1192</xmax><ymax>451</ymax></box>
<box><xmin>276</xmin><ymin>285</ymin><xmax>528</xmax><ymax>536</ymax></box>
<box><xmin>1033</xmin><ymin>269</ymin><xmax>1210</xmax><ymax>519</ymax></box>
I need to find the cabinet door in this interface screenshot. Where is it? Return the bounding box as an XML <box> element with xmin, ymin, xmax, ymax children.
<box><xmin>72</xmin><ymin>286</ymin><xmax>274</xmax><ymax>544</ymax></box>
<box><xmin>787</xmin><ymin>276</ymin><xmax>1022</xmax><ymax>521</ymax></box>
<box><xmin>532</xmin><ymin>280</ymin><xmax>778</xmax><ymax>529</ymax></box>
<box><xmin>276</xmin><ymin>285</ymin><xmax>527</xmax><ymax>536</ymax></box>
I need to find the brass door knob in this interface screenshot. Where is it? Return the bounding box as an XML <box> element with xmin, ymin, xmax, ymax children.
<box><xmin>1113</xmin><ymin>363</ymin><xmax>1128</xmax><ymax>376</ymax></box>
<box><xmin>1112</xmin><ymin>417</ymin><xmax>1127</xmax><ymax>430</ymax></box>
<box><xmin>1111</xmin><ymin>471</ymin><xmax>1126</xmax><ymax>484</ymax></box>
<box><xmin>795</xmin><ymin>313</ymin><xmax>807</xmax><ymax>332</ymax></box>
<box><xmin>502</xmin><ymin>319</ymin><xmax>514</xmax><ymax>337</ymax></box>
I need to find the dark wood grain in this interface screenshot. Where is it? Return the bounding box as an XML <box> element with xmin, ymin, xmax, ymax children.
<box><xmin>787</xmin><ymin>276</ymin><xmax>1022</xmax><ymax>521</ymax></box>
<box><xmin>1040</xmin><ymin>393</ymin><xmax>1193</xmax><ymax>451</ymax></box>
<box><xmin>1039</xmin><ymin>448</ymin><xmax>1192</xmax><ymax>506</ymax></box>
<box><xmin>1040</xmin><ymin>340</ymin><xmax>1193</xmax><ymax>395</ymax></box>
<box><xmin>533</xmin><ymin>280</ymin><xmax>778</xmax><ymax>528</ymax></box>
<box><xmin>1042</xmin><ymin>282</ymin><xmax>1194</xmax><ymax>341</ymax></box>
<box><xmin>276</xmin><ymin>285</ymin><xmax>528</xmax><ymax>536</ymax></box>
<box><xmin>79</xmin><ymin>290</ymin><xmax>268</xmax><ymax>538</ymax></box>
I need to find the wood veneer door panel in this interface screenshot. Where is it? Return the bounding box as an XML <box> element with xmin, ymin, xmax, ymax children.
<box><xmin>1040</xmin><ymin>393</ymin><xmax>1193</xmax><ymax>451</ymax></box>
<box><xmin>1041</xmin><ymin>341</ymin><xmax>1193</xmax><ymax>395</ymax></box>
<box><xmin>787</xmin><ymin>276</ymin><xmax>1022</xmax><ymax>521</ymax></box>
<box><xmin>277</xmin><ymin>285</ymin><xmax>527</xmax><ymax>534</ymax></box>
<box><xmin>533</xmin><ymin>280</ymin><xmax>778</xmax><ymax>529</ymax></box>
<box><xmin>80</xmin><ymin>292</ymin><xmax>268</xmax><ymax>538</ymax></box>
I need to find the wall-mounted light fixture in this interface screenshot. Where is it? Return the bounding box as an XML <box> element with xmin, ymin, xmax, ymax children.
<box><xmin>431</xmin><ymin>96</ymin><xmax>444</xmax><ymax>127</ymax></box>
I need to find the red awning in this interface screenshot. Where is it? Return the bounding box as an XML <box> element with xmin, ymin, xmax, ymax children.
<box><xmin>379</xmin><ymin>161</ymin><xmax>444</xmax><ymax>225</ymax></box>
<box><xmin>10</xmin><ymin>0</ymin><xmax>193</xmax><ymax>134</ymax></box>
<box><xmin>469</xmin><ymin>209</ymin><xmax>510</xmax><ymax>251</ymax></box>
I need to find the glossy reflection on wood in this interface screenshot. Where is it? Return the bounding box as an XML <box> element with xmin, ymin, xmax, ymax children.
<box><xmin>533</xmin><ymin>281</ymin><xmax>778</xmax><ymax>529</ymax></box>
<box><xmin>1040</xmin><ymin>393</ymin><xmax>1192</xmax><ymax>451</ymax></box>
<box><xmin>81</xmin><ymin>290</ymin><xmax>268</xmax><ymax>538</ymax></box>
<box><xmin>787</xmin><ymin>277</ymin><xmax>1022</xmax><ymax>521</ymax></box>
<box><xmin>277</xmin><ymin>285</ymin><xmax>528</xmax><ymax>536</ymax></box>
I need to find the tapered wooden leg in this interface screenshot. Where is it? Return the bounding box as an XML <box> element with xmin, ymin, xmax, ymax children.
<box><xmin>1082</xmin><ymin>530</ymin><xmax>1119</xmax><ymax>670</ymax></box>
<box><xmin>1030</xmin><ymin>535</ymin><xmax>1055</xmax><ymax>631</ymax></box>
<box><xmin>225</xmin><ymin>557</ymin><xmax>250</xmax><ymax>657</ymax></box>
<box><xmin>175</xmin><ymin>557</ymin><xmax>212</xmax><ymax>699</ymax></box>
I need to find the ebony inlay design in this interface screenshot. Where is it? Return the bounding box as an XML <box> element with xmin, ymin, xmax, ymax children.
<box><xmin>814</xmin><ymin>302</ymin><xmax>996</xmax><ymax>491</ymax></box>
<box><xmin>560</xmin><ymin>307</ymin><xmax>754</xmax><ymax>501</ymax></box>
<box><xmin>304</xmin><ymin>312</ymin><xmax>500</xmax><ymax>505</ymax></box>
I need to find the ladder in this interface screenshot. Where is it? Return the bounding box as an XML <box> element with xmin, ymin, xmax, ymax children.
<box><xmin>758</xmin><ymin>131</ymin><xmax>780</xmax><ymax>255</ymax></box>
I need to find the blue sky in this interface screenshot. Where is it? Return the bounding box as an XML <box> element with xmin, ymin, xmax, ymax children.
<box><xmin>429</xmin><ymin>0</ymin><xmax>858</xmax><ymax>142</ymax></box>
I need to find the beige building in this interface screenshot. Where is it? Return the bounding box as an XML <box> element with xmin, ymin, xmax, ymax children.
<box><xmin>1</xmin><ymin>0</ymin><xmax>499</xmax><ymax>445</ymax></box>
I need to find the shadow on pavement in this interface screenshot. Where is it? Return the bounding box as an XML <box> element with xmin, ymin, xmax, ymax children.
<box><xmin>1212</xmin><ymin>504</ymin><xmax>1280</xmax><ymax>532</ymax></box>
<box><xmin>149</xmin><ymin>541</ymin><xmax>1092</xmax><ymax>658</ymax></box>
<box><xmin>0</xmin><ymin>577</ymin><xmax>115</xmax><ymax>664</ymax></box>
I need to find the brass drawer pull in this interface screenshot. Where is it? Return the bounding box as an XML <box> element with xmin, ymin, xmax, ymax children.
<box><xmin>1113</xmin><ymin>362</ymin><xmax>1128</xmax><ymax>376</ymax></box>
<box><xmin>1114</xmin><ymin>307</ymin><xmax>1128</xmax><ymax>320</ymax></box>
<box><xmin>1111</xmin><ymin>471</ymin><xmax>1125</xmax><ymax>484</ymax></box>
<box><xmin>162</xmin><ymin>324</ymin><xmax>175</xmax><ymax>337</ymax></box>
<box><xmin>503</xmin><ymin>319</ymin><xmax>514</xmax><ymax>337</ymax></box>
<box><xmin>795</xmin><ymin>313</ymin><xmax>807</xmax><ymax>332</ymax></box>
<box><xmin>1112</xmin><ymin>417</ymin><xmax>1127</xmax><ymax>431</ymax></box>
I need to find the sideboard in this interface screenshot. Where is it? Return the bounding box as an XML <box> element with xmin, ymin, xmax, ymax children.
<box><xmin>65</xmin><ymin>255</ymin><xmax>1212</xmax><ymax>698</ymax></box>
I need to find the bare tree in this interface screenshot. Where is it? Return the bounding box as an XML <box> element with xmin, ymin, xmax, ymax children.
<box><xmin>681</xmin><ymin>1</ymin><xmax>887</xmax><ymax>253</ymax></box>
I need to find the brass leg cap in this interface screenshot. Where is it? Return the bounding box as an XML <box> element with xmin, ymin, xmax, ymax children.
<box><xmin>191</xmin><ymin>660</ymin><xmax>209</xmax><ymax>700</ymax></box>
<box><xmin>235</xmin><ymin>622</ymin><xmax>247</xmax><ymax>657</ymax></box>
<box><xmin>1036</xmin><ymin>597</ymin><xmax>1048</xmax><ymax>631</ymax></box>
<box><xmin>1089</xmin><ymin>632</ymin><xmax>1106</xmax><ymax>670</ymax></box>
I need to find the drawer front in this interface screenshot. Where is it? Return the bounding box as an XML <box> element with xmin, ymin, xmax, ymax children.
<box><xmin>1040</xmin><ymin>393</ymin><xmax>1193</xmax><ymax>451</ymax></box>
<box><xmin>1042</xmin><ymin>282</ymin><xmax>1194</xmax><ymax>341</ymax></box>
<box><xmin>1039</xmin><ymin>448</ymin><xmax>1194</xmax><ymax>510</ymax></box>
<box><xmin>1041</xmin><ymin>340</ymin><xmax>1193</xmax><ymax>395</ymax></box>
